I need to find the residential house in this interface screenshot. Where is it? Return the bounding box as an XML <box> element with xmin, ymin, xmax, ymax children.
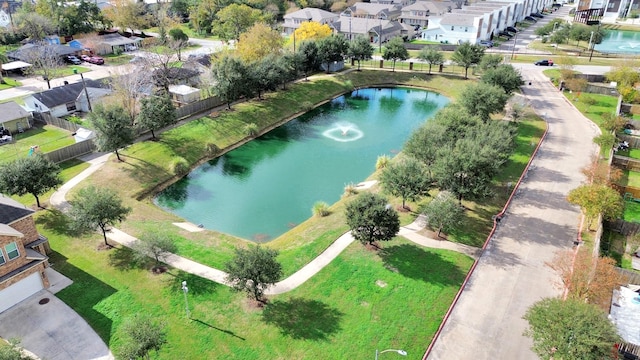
<box><xmin>24</xmin><ymin>80</ymin><xmax>112</xmax><ymax>117</ymax></box>
<box><xmin>183</xmin><ymin>54</ymin><xmax>215</xmax><ymax>88</ymax></box>
<box><xmin>0</xmin><ymin>101</ymin><xmax>31</xmax><ymax>134</ymax></box>
<box><xmin>342</xmin><ymin>3</ymin><xmax>403</xmax><ymax>20</ymax></box>
<box><xmin>609</xmin><ymin>285</ymin><xmax>640</xmax><ymax>358</ymax></box>
<box><xmin>0</xmin><ymin>0</ymin><xmax>19</xmax><ymax>29</ymax></box>
<box><xmin>0</xmin><ymin>195</ymin><xmax>50</xmax><ymax>313</ymax></box>
<box><xmin>7</xmin><ymin>43</ymin><xmax>78</xmax><ymax>63</ymax></box>
<box><xmin>94</xmin><ymin>33</ymin><xmax>143</xmax><ymax>55</ymax></box>
<box><xmin>399</xmin><ymin>1</ymin><xmax>452</xmax><ymax>28</ymax></box>
<box><xmin>152</xmin><ymin>67</ymin><xmax>200</xmax><ymax>90</ymax></box>
<box><xmin>371</xmin><ymin>0</ymin><xmax>415</xmax><ymax>7</ymax></box>
<box><xmin>331</xmin><ymin>16</ymin><xmax>406</xmax><ymax>43</ymax></box>
<box><xmin>421</xmin><ymin>13</ymin><xmax>483</xmax><ymax>44</ymax></box>
<box><xmin>282</xmin><ymin>8</ymin><xmax>339</xmax><ymax>35</ymax></box>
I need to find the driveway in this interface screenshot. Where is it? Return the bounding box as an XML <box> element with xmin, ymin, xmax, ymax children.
<box><xmin>0</xmin><ymin>289</ymin><xmax>113</xmax><ymax>360</ymax></box>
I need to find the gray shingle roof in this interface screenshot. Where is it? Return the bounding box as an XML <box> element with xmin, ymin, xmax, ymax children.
<box><xmin>284</xmin><ymin>7</ymin><xmax>338</xmax><ymax>20</ymax></box>
<box><xmin>0</xmin><ymin>195</ymin><xmax>34</xmax><ymax>225</ymax></box>
<box><xmin>32</xmin><ymin>80</ymin><xmax>110</xmax><ymax>108</ymax></box>
<box><xmin>0</xmin><ymin>102</ymin><xmax>29</xmax><ymax>124</ymax></box>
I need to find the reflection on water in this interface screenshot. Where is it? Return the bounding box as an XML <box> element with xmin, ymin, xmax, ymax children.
<box><xmin>155</xmin><ymin>87</ymin><xmax>449</xmax><ymax>241</ymax></box>
<box><xmin>595</xmin><ymin>29</ymin><xmax>640</xmax><ymax>54</ymax></box>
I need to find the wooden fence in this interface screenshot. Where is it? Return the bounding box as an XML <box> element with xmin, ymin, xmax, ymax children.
<box><xmin>606</xmin><ymin>219</ymin><xmax>640</xmax><ymax>236</ymax></box>
<box><xmin>613</xmin><ymin>154</ymin><xmax>640</xmax><ymax>171</ymax></box>
<box><xmin>33</xmin><ymin>112</ymin><xmax>80</xmax><ymax>132</ymax></box>
<box><xmin>612</xmin><ymin>183</ymin><xmax>640</xmax><ymax>199</ymax></box>
<box><xmin>175</xmin><ymin>96</ymin><xmax>224</xmax><ymax>120</ymax></box>
<box><xmin>43</xmin><ymin>139</ymin><xmax>96</xmax><ymax>163</ymax></box>
<box><xmin>616</xmin><ymin>267</ymin><xmax>640</xmax><ymax>285</ymax></box>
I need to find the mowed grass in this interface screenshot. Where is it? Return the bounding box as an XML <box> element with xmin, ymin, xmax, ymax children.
<box><xmin>623</xmin><ymin>200</ymin><xmax>640</xmax><ymax>223</ymax></box>
<box><xmin>42</xmin><ymin>214</ymin><xmax>473</xmax><ymax>360</ymax></box>
<box><xmin>615</xmin><ymin>147</ymin><xmax>640</xmax><ymax>160</ymax></box>
<box><xmin>618</xmin><ymin>170</ymin><xmax>640</xmax><ymax>188</ymax></box>
<box><xmin>0</xmin><ymin>125</ymin><xmax>75</xmax><ymax>164</ymax></box>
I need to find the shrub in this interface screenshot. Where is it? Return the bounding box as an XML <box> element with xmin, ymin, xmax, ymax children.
<box><xmin>312</xmin><ymin>201</ymin><xmax>331</xmax><ymax>217</ymax></box>
<box><xmin>244</xmin><ymin>123</ymin><xmax>259</xmax><ymax>137</ymax></box>
<box><xmin>582</xmin><ymin>95</ymin><xmax>597</xmax><ymax>106</ymax></box>
<box><xmin>66</xmin><ymin>115</ymin><xmax>83</xmax><ymax>125</ymax></box>
<box><xmin>301</xmin><ymin>101</ymin><xmax>314</xmax><ymax>111</ymax></box>
<box><xmin>204</xmin><ymin>142</ymin><xmax>220</xmax><ymax>157</ymax></box>
<box><xmin>376</xmin><ymin>155</ymin><xmax>391</xmax><ymax>170</ymax></box>
<box><xmin>171</xmin><ymin>157</ymin><xmax>189</xmax><ymax>176</ymax></box>
<box><xmin>343</xmin><ymin>183</ymin><xmax>358</xmax><ymax>197</ymax></box>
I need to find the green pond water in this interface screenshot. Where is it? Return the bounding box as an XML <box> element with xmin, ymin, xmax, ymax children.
<box><xmin>155</xmin><ymin>87</ymin><xmax>449</xmax><ymax>241</ymax></box>
<box><xmin>595</xmin><ymin>29</ymin><xmax>640</xmax><ymax>54</ymax></box>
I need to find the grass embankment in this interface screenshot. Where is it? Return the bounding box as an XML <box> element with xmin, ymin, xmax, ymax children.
<box><xmin>0</xmin><ymin>125</ymin><xmax>76</xmax><ymax>164</ymax></box>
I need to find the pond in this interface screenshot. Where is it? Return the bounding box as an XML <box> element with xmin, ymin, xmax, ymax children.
<box><xmin>155</xmin><ymin>87</ymin><xmax>449</xmax><ymax>241</ymax></box>
<box><xmin>595</xmin><ymin>29</ymin><xmax>640</xmax><ymax>54</ymax></box>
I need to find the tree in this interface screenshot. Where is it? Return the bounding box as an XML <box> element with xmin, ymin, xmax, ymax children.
<box><xmin>132</xmin><ymin>231</ymin><xmax>178</xmax><ymax>267</ymax></box>
<box><xmin>382</xmin><ymin>36</ymin><xmax>408</xmax><ymax>72</ymax></box>
<box><xmin>451</xmin><ymin>42</ymin><xmax>485</xmax><ymax>79</ymax></box>
<box><xmin>317</xmin><ymin>34</ymin><xmax>348</xmax><ymax>73</ymax></box>
<box><xmin>423</xmin><ymin>191</ymin><xmax>464</xmax><ymax>238</ymax></box>
<box><xmin>211</xmin><ymin>55</ymin><xmax>247</xmax><ymax>109</ymax></box>
<box><xmin>605</xmin><ymin>60</ymin><xmax>640</xmax><ymax>90</ymax></box>
<box><xmin>89</xmin><ymin>105</ymin><xmax>136</xmax><ymax>161</ymax></box>
<box><xmin>379</xmin><ymin>157</ymin><xmax>430</xmax><ymax>209</ymax></box>
<box><xmin>417</xmin><ymin>46</ymin><xmax>444</xmax><ymax>74</ymax></box>
<box><xmin>68</xmin><ymin>186</ymin><xmax>131</xmax><ymax>246</ymax></box>
<box><xmin>523</xmin><ymin>298</ymin><xmax>620</xmax><ymax>360</ymax></box>
<box><xmin>247</xmin><ymin>54</ymin><xmax>281</xmax><ymax>99</ymax></box>
<box><xmin>168</xmin><ymin>27</ymin><xmax>189</xmax><ymax>61</ymax></box>
<box><xmin>0</xmin><ymin>155</ymin><xmax>62</xmax><ymax>208</ymax></box>
<box><xmin>345</xmin><ymin>192</ymin><xmax>400</xmax><ymax>246</ymax></box>
<box><xmin>103</xmin><ymin>0</ymin><xmax>150</xmax><ymax>33</ymax></box>
<box><xmin>214</xmin><ymin>4</ymin><xmax>266</xmax><ymax>42</ymax></box>
<box><xmin>293</xmin><ymin>21</ymin><xmax>332</xmax><ymax>42</ymax></box>
<box><xmin>478</xmin><ymin>53</ymin><xmax>503</xmax><ymax>71</ymax></box>
<box><xmin>20</xmin><ymin>42</ymin><xmax>62</xmax><ymax>89</ymax></box>
<box><xmin>14</xmin><ymin>13</ymin><xmax>54</xmax><ymax>41</ymax></box>
<box><xmin>116</xmin><ymin>314</ymin><xmax>167</xmax><ymax>360</ymax></box>
<box><xmin>582</xmin><ymin>155</ymin><xmax>622</xmax><ymax>186</ymax></box>
<box><xmin>297</xmin><ymin>40</ymin><xmax>320</xmax><ymax>80</ymax></box>
<box><xmin>458</xmin><ymin>82</ymin><xmax>508</xmax><ymax>122</ymax></box>
<box><xmin>224</xmin><ymin>245</ymin><xmax>283</xmax><ymax>302</ymax></box>
<box><xmin>567</xmin><ymin>184</ymin><xmax>623</xmax><ymax>228</ymax></box>
<box><xmin>348</xmin><ymin>35</ymin><xmax>373</xmax><ymax>71</ymax></box>
<box><xmin>137</xmin><ymin>94</ymin><xmax>176</xmax><ymax>140</ymax></box>
<box><xmin>58</xmin><ymin>0</ymin><xmax>106</xmax><ymax>36</ymax></box>
<box><xmin>108</xmin><ymin>65</ymin><xmax>153</xmax><ymax>124</ymax></box>
<box><xmin>275</xmin><ymin>52</ymin><xmax>301</xmax><ymax>90</ymax></box>
<box><xmin>593</xmin><ymin>132</ymin><xmax>616</xmax><ymax>151</ymax></box>
<box><xmin>480</xmin><ymin>65</ymin><xmax>523</xmax><ymax>94</ymax></box>
<box><xmin>237</xmin><ymin>22</ymin><xmax>283</xmax><ymax>63</ymax></box>
<box><xmin>189</xmin><ymin>0</ymin><xmax>219</xmax><ymax>35</ymax></box>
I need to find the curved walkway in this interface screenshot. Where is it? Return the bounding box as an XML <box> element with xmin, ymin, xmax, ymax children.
<box><xmin>50</xmin><ymin>153</ymin><xmax>480</xmax><ymax>295</ymax></box>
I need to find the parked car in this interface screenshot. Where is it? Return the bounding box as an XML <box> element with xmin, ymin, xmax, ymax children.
<box><xmin>479</xmin><ymin>40</ymin><xmax>493</xmax><ymax>47</ymax></box>
<box><xmin>552</xmin><ymin>3</ymin><xmax>562</xmax><ymax>8</ymax></box>
<box><xmin>524</xmin><ymin>16</ymin><xmax>538</xmax><ymax>22</ymax></box>
<box><xmin>506</xmin><ymin>26</ymin><xmax>518</xmax><ymax>33</ymax></box>
<box><xmin>89</xmin><ymin>56</ymin><xmax>104</xmax><ymax>65</ymax></box>
<box><xmin>534</xmin><ymin>59</ymin><xmax>554</xmax><ymax>66</ymax></box>
<box><xmin>64</xmin><ymin>55</ymin><xmax>82</xmax><ymax>65</ymax></box>
<box><xmin>80</xmin><ymin>54</ymin><xmax>91</xmax><ymax>62</ymax></box>
<box><xmin>124</xmin><ymin>44</ymin><xmax>138</xmax><ymax>51</ymax></box>
<box><xmin>531</xmin><ymin>12</ymin><xmax>544</xmax><ymax>18</ymax></box>
<box><xmin>499</xmin><ymin>31</ymin><xmax>513</xmax><ymax>39</ymax></box>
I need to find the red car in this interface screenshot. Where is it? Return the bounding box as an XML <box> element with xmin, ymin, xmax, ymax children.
<box><xmin>89</xmin><ymin>56</ymin><xmax>104</xmax><ymax>65</ymax></box>
<box><xmin>80</xmin><ymin>54</ymin><xmax>91</xmax><ymax>62</ymax></box>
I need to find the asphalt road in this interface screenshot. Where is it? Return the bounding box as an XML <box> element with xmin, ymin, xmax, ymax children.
<box><xmin>426</xmin><ymin>66</ymin><xmax>600</xmax><ymax>359</ymax></box>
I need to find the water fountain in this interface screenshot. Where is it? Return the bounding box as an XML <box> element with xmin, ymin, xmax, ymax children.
<box><xmin>322</xmin><ymin>121</ymin><xmax>364</xmax><ymax>142</ymax></box>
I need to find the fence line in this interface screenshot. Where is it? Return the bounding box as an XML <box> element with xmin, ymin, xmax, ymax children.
<box><xmin>175</xmin><ymin>96</ymin><xmax>224</xmax><ymax>120</ymax></box>
<box><xmin>606</xmin><ymin>219</ymin><xmax>640</xmax><ymax>236</ymax></box>
<box><xmin>43</xmin><ymin>140</ymin><xmax>96</xmax><ymax>163</ymax></box>
<box><xmin>616</xmin><ymin>267</ymin><xmax>640</xmax><ymax>285</ymax></box>
<box><xmin>613</xmin><ymin>154</ymin><xmax>640</xmax><ymax>171</ymax></box>
<box><xmin>33</xmin><ymin>112</ymin><xmax>81</xmax><ymax>132</ymax></box>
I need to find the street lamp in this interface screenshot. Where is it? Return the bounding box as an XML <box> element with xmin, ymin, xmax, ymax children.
<box><xmin>510</xmin><ymin>30</ymin><xmax>518</xmax><ymax>60</ymax></box>
<box><xmin>379</xmin><ymin>16</ymin><xmax>383</xmax><ymax>54</ymax></box>
<box><xmin>73</xmin><ymin>68</ymin><xmax>92</xmax><ymax>112</ymax></box>
<box><xmin>181</xmin><ymin>280</ymin><xmax>191</xmax><ymax>318</ymax></box>
<box><xmin>375</xmin><ymin>349</ymin><xmax>407</xmax><ymax>360</ymax></box>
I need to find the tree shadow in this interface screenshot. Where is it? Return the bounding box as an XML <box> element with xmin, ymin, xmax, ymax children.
<box><xmin>261</xmin><ymin>297</ymin><xmax>343</xmax><ymax>340</ymax></box>
<box><xmin>164</xmin><ymin>270</ymin><xmax>220</xmax><ymax>296</ymax></box>
<box><xmin>190</xmin><ymin>318</ymin><xmax>245</xmax><ymax>340</ymax></box>
<box><xmin>107</xmin><ymin>246</ymin><xmax>150</xmax><ymax>271</ymax></box>
<box><xmin>36</xmin><ymin>208</ymin><xmax>74</xmax><ymax>236</ymax></box>
<box><xmin>379</xmin><ymin>243</ymin><xmax>468</xmax><ymax>286</ymax></box>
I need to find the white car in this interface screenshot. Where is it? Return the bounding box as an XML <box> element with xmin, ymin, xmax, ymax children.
<box><xmin>124</xmin><ymin>44</ymin><xmax>138</xmax><ymax>51</ymax></box>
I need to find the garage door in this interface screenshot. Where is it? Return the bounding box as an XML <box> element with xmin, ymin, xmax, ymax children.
<box><xmin>0</xmin><ymin>272</ymin><xmax>44</xmax><ymax>313</ymax></box>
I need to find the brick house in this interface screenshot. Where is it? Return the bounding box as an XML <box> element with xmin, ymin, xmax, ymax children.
<box><xmin>0</xmin><ymin>195</ymin><xmax>50</xmax><ymax>313</ymax></box>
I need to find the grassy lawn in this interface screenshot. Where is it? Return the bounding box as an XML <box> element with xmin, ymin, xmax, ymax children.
<box><xmin>570</xmin><ymin>92</ymin><xmax>618</xmax><ymax>136</ymax></box>
<box><xmin>0</xmin><ymin>78</ymin><xmax>22</xmax><ymax>89</ymax></box>
<box><xmin>600</xmin><ymin>229</ymin><xmax>631</xmax><ymax>268</ymax></box>
<box><xmin>623</xmin><ymin>200</ymin><xmax>640</xmax><ymax>222</ymax></box>
<box><xmin>146</xmin><ymin>24</ymin><xmax>220</xmax><ymax>40</ymax></box>
<box><xmin>0</xmin><ymin>124</ymin><xmax>75</xmax><ymax>164</ymax></box>
<box><xmin>42</xmin><ymin>212</ymin><xmax>473</xmax><ymax>359</ymax></box>
<box><xmin>618</xmin><ymin>169</ymin><xmax>640</xmax><ymax>188</ymax></box>
<box><xmin>615</xmin><ymin>147</ymin><xmax>640</xmax><ymax>159</ymax></box>
<box><xmin>104</xmin><ymin>53</ymin><xmax>134</xmax><ymax>66</ymax></box>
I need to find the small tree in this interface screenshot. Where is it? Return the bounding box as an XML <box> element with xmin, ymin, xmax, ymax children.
<box><xmin>480</xmin><ymin>65</ymin><xmax>523</xmax><ymax>94</ymax></box>
<box><xmin>116</xmin><ymin>314</ymin><xmax>167</xmax><ymax>360</ymax></box>
<box><xmin>297</xmin><ymin>41</ymin><xmax>320</xmax><ymax>80</ymax></box>
<box><xmin>345</xmin><ymin>192</ymin><xmax>400</xmax><ymax>246</ymax></box>
<box><xmin>382</xmin><ymin>36</ymin><xmax>409</xmax><ymax>72</ymax></box>
<box><xmin>317</xmin><ymin>34</ymin><xmax>348</xmax><ymax>73</ymax></box>
<box><xmin>451</xmin><ymin>42</ymin><xmax>485</xmax><ymax>79</ymax></box>
<box><xmin>0</xmin><ymin>155</ymin><xmax>62</xmax><ymax>208</ymax></box>
<box><xmin>379</xmin><ymin>157</ymin><xmax>430</xmax><ymax>209</ymax></box>
<box><xmin>567</xmin><ymin>184</ymin><xmax>623</xmax><ymax>228</ymax></box>
<box><xmin>68</xmin><ymin>186</ymin><xmax>131</xmax><ymax>246</ymax></box>
<box><xmin>478</xmin><ymin>54</ymin><xmax>503</xmax><ymax>71</ymax></box>
<box><xmin>293</xmin><ymin>21</ymin><xmax>332</xmax><ymax>42</ymax></box>
<box><xmin>89</xmin><ymin>105</ymin><xmax>136</xmax><ymax>161</ymax></box>
<box><xmin>132</xmin><ymin>231</ymin><xmax>178</xmax><ymax>267</ymax></box>
<box><xmin>212</xmin><ymin>55</ymin><xmax>247</xmax><ymax>109</ymax></box>
<box><xmin>423</xmin><ymin>192</ymin><xmax>464</xmax><ymax>238</ymax></box>
<box><xmin>168</xmin><ymin>27</ymin><xmax>189</xmax><ymax>61</ymax></box>
<box><xmin>523</xmin><ymin>298</ymin><xmax>620</xmax><ymax>360</ymax></box>
<box><xmin>237</xmin><ymin>22</ymin><xmax>283</xmax><ymax>63</ymax></box>
<box><xmin>225</xmin><ymin>245</ymin><xmax>283</xmax><ymax>302</ymax></box>
<box><xmin>136</xmin><ymin>94</ymin><xmax>176</xmax><ymax>140</ymax></box>
<box><xmin>459</xmin><ymin>82</ymin><xmax>508</xmax><ymax>122</ymax></box>
<box><xmin>417</xmin><ymin>46</ymin><xmax>444</xmax><ymax>74</ymax></box>
<box><xmin>348</xmin><ymin>35</ymin><xmax>373</xmax><ymax>71</ymax></box>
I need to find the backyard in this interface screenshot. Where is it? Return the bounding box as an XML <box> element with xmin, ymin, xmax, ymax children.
<box><xmin>0</xmin><ymin>124</ymin><xmax>75</xmax><ymax>164</ymax></box>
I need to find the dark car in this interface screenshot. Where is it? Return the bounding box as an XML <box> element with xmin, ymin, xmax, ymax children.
<box><xmin>552</xmin><ymin>3</ymin><xmax>562</xmax><ymax>8</ymax></box>
<box><xmin>534</xmin><ymin>59</ymin><xmax>554</xmax><ymax>66</ymax></box>
<box><xmin>499</xmin><ymin>31</ymin><xmax>513</xmax><ymax>38</ymax></box>
<box><xmin>479</xmin><ymin>40</ymin><xmax>493</xmax><ymax>47</ymax></box>
<box><xmin>64</xmin><ymin>55</ymin><xmax>82</xmax><ymax>65</ymax></box>
<box><xmin>506</xmin><ymin>26</ymin><xmax>518</xmax><ymax>33</ymax></box>
<box><xmin>524</xmin><ymin>16</ymin><xmax>538</xmax><ymax>22</ymax></box>
<box><xmin>531</xmin><ymin>12</ymin><xmax>544</xmax><ymax>18</ymax></box>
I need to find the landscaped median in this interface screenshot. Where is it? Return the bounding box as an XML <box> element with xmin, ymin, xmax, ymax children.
<box><xmin>34</xmin><ymin>70</ymin><xmax>546</xmax><ymax>359</ymax></box>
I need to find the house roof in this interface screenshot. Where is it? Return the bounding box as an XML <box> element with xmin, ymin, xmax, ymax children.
<box><xmin>346</xmin><ymin>2</ymin><xmax>401</xmax><ymax>15</ymax></box>
<box><xmin>0</xmin><ymin>102</ymin><xmax>30</xmax><ymax>124</ymax></box>
<box><xmin>284</xmin><ymin>7</ymin><xmax>338</xmax><ymax>21</ymax></box>
<box><xmin>98</xmin><ymin>33</ymin><xmax>140</xmax><ymax>46</ymax></box>
<box><xmin>152</xmin><ymin>67</ymin><xmax>199</xmax><ymax>83</ymax></box>
<box><xmin>0</xmin><ymin>223</ymin><xmax>24</xmax><ymax>237</ymax></box>
<box><xmin>1</xmin><ymin>61</ymin><xmax>32</xmax><ymax>71</ymax></box>
<box><xmin>169</xmin><ymin>84</ymin><xmax>200</xmax><ymax>95</ymax></box>
<box><xmin>440</xmin><ymin>13</ymin><xmax>478</xmax><ymax>26</ymax></box>
<box><xmin>610</xmin><ymin>286</ymin><xmax>640</xmax><ymax>345</ymax></box>
<box><xmin>0</xmin><ymin>194</ymin><xmax>34</xmax><ymax>225</ymax></box>
<box><xmin>333</xmin><ymin>16</ymin><xmax>395</xmax><ymax>35</ymax></box>
<box><xmin>7</xmin><ymin>43</ymin><xmax>77</xmax><ymax>62</ymax></box>
<box><xmin>31</xmin><ymin>80</ymin><xmax>110</xmax><ymax>108</ymax></box>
